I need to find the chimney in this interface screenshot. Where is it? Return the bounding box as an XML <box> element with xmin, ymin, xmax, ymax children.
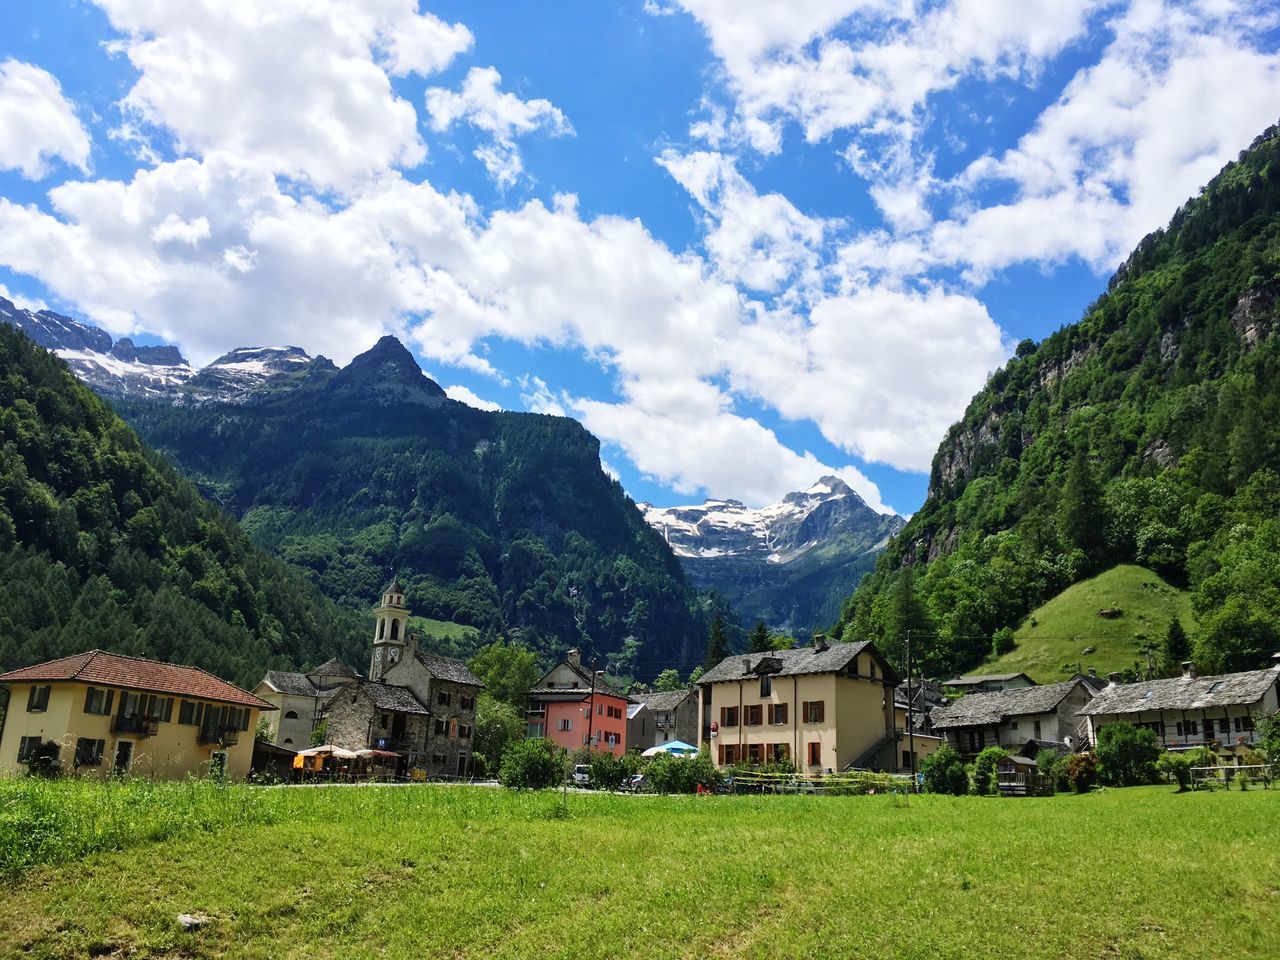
<box><xmin>1106</xmin><ymin>672</ymin><xmax>1120</xmax><ymax>687</ymax></box>
<box><xmin>407</xmin><ymin>630</ymin><xmax>419</xmax><ymax>658</ymax></box>
<box><xmin>743</xmin><ymin>658</ymin><xmax>752</xmax><ymax>673</ymax></box>
<box><xmin>567</xmin><ymin>648</ymin><xmax>580</xmax><ymax>668</ymax></box>
<box><xmin>813</xmin><ymin>632</ymin><xmax>829</xmax><ymax>652</ymax></box>
<box><xmin>1181</xmin><ymin>661</ymin><xmax>1197</xmax><ymax>679</ymax></box>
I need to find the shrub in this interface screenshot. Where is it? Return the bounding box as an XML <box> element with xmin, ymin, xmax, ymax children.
<box><xmin>498</xmin><ymin>738</ymin><xmax>564</xmax><ymax>790</ymax></box>
<box><xmin>1034</xmin><ymin>749</ymin><xmax>1060</xmax><ymax>793</ymax></box>
<box><xmin>992</xmin><ymin>627</ymin><xmax>1016</xmax><ymax>656</ymax></box>
<box><xmin>1095</xmin><ymin>722</ymin><xmax>1160</xmax><ymax>786</ymax></box>
<box><xmin>972</xmin><ymin>747</ymin><xmax>1008</xmax><ymax>796</ymax></box>
<box><xmin>645</xmin><ymin>749</ymin><xmax>720</xmax><ymax>794</ymax></box>
<box><xmin>920</xmin><ymin>746</ymin><xmax>968</xmax><ymax>796</ymax></box>
<box><xmin>587</xmin><ymin>751</ymin><xmax>630</xmax><ymax>791</ymax></box>
<box><xmin>1156</xmin><ymin>752</ymin><xmax>1192</xmax><ymax>791</ymax></box>
<box><xmin>1065</xmin><ymin>753</ymin><xmax>1097</xmax><ymax>794</ymax></box>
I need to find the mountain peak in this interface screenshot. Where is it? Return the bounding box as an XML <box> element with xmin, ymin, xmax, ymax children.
<box><xmin>335</xmin><ymin>335</ymin><xmax>446</xmax><ymax>405</ymax></box>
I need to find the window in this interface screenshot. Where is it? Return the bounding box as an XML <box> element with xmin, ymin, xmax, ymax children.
<box><xmin>379</xmin><ymin>713</ymin><xmax>389</xmax><ymax>730</ymax></box>
<box><xmin>760</xmin><ymin>675</ymin><xmax>772</xmax><ymax>697</ymax></box>
<box><xmin>1241</xmin><ymin>716</ymin><xmax>1254</xmax><ymax>732</ymax></box>
<box><xmin>459</xmin><ymin>724</ymin><xmax>473</xmax><ymax>739</ymax></box>
<box><xmin>74</xmin><ymin>738</ymin><xmax>105</xmax><ymax>767</ymax></box>
<box><xmin>1218</xmin><ymin>719</ymin><xmax>1230</xmax><ymax>734</ymax></box>
<box><xmin>557</xmin><ymin>718</ymin><xmax>572</xmax><ymax>732</ymax></box>
<box><xmin>967</xmin><ymin>730</ymin><xmax>982</xmax><ymax>753</ymax></box>
<box><xmin>526</xmin><ymin>723</ymin><xmax>545</xmax><ymax>739</ymax></box>
<box><xmin>460</xmin><ymin>696</ymin><xmax>475</xmax><ymax>710</ymax></box>
<box><xmin>434</xmin><ymin>718</ymin><xmax>448</xmax><ymax>736</ymax></box>
<box><xmin>1034</xmin><ymin>720</ymin><xmax>1042</xmax><ymax>739</ymax></box>
<box><xmin>803</xmin><ymin>701</ymin><xmax>825</xmax><ymax>723</ymax></box>
<box><xmin>720</xmin><ymin>706</ymin><xmax>738</xmax><ymax>727</ymax></box>
<box><xmin>26</xmin><ymin>685</ymin><xmax>50</xmax><ymax>713</ymax></box>
<box><xmin>432</xmin><ymin>753</ymin><xmax>447</xmax><ymax>765</ymax></box>
<box><xmin>767</xmin><ymin>703</ymin><xmax>788</xmax><ymax>725</ymax></box>
<box><xmin>144</xmin><ymin>696</ymin><xmax>174</xmax><ymax>722</ymax></box>
<box><xmin>285</xmin><ymin>710</ymin><xmax>299</xmax><ymax>720</ymax></box>
<box><xmin>84</xmin><ymin>687</ymin><xmax>114</xmax><ymax>716</ymax></box>
<box><xmin>17</xmin><ymin>736</ymin><xmax>42</xmax><ymax>763</ymax></box>
<box><xmin>1010</xmin><ymin>720</ymin><xmax>1019</xmax><ymax>730</ymax></box>
<box><xmin>437</xmin><ymin>691</ymin><xmax>452</xmax><ymax>706</ymax></box>
<box><xmin>869</xmin><ymin>661</ymin><xmax>877</xmax><ymax>680</ymax></box>
<box><xmin>771</xmin><ymin>743</ymin><xmax>790</xmax><ymax>763</ymax></box>
<box><xmin>745</xmin><ymin>704</ymin><xmax>763</xmax><ymax>726</ymax></box>
<box><xmin>597</xmin><ymin>703</ymin><xmax>604</xmax><ymax>715</ymax></box>
<box><xmin>807</xmin><ymin>741</ymin><xmax>822</xmax><ymax>767</ymax></box>
<box><xmin>178</xmin><ymin>701</ymin><xmax>204</xmax><ymax>726</ymax></box>
<box><xmin>747</xmin><ymin>743</ymin><xmax>764</xmax><ymax>764</ymax></box>
<box><xmin>719</xmin><ymin>744</ymin><xmax>740</xmax><ymax>765</ymax></box>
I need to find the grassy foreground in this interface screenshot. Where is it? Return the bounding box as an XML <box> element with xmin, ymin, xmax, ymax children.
<box><xmin>1</xmin><ymin>781</ymin><xmax>1277</xmax><ymax>959</ymax></box>
<box><xmin>982</xmin><ymin>564</ymin><xmax>1196</xmax><ymax>682</ymax></box>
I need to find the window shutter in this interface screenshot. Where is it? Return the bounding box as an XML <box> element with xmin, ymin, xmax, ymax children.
<box><xmin>104</xmin><ymin>690</ymin><xmax>114</xmax><ymax>714</ymax></box>
<box><xmin>720</xmin><ymin>706</ymin><xmax>726</xmax><ymax>724</ymax></box>
<box><xmin>26</xmin><ymin>686</ymin><xmax>35</xmax><ymax>710</ymax></box>
<box><xmin>84</xmin><ymin>689</ymin><xmax>94</xmax><ymax>713</ymax></box>
<box><xmin>767</xmin><ymin>703</ymin><xmax>774</xmax><ymax>725</ymax></box>
<box><xmin>163</xmin><ymin>698</ymin><xmax>174</xmax><ymax>722</ymax></box>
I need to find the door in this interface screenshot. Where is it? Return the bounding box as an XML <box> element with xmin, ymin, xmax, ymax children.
<box><xmin>457</xmin><ymin>754</ymin><xmax>468</xmax><ymax>778</ymax></box>
<box><xmin>391</xmin><ymin>712</ymin><xmax>406</xmax><ymax>746</ymax></box>
<box><xmin>113</xmin><ymin>740</ymin><xmax>133</xmax><ymax>775</ymax></box>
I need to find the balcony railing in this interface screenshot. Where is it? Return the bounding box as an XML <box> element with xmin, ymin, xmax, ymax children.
<box><xmin>112</xmin><ymin>715</ymin><xmax>160</xmax><ymax>737</ymax></box>
<box><xmin>198</xmin><ymin>725</ymin><xmax>240</xmax><ymax>746</ymax></box>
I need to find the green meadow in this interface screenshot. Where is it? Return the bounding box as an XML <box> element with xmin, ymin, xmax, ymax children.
<box><xmin>1</xmin><ymin>780</ymin><xmax>1277</xmax><ymax>959</ymax></box>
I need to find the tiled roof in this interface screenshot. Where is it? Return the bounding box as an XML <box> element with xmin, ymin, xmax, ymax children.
<box><xmin>414</xmin><ymin>651</ymin><xmax>483</xmax><ymax>687</ymax></box>
<box><xmin>699</xmin><ymin>641</ymin><xmax>897</xmax><ymax>685</ymax></box>
<box><xmin>357</xmin><ymin>681</ymin><xmax>431</xmax><ymax>715</ymax></box>
<box><xmin>262</xmin><ymin>671</ymin><xmax>323</xmax><ymax>697</ymax></box>
<box><xmin>930</xmin><ymin>679</ymin><xmax>1088</xmax><ymax>730</ymax></box>
<box><xmin>1080</xmin><ymin>667</ymin><xmax>1280</xmax><ymax>716</ymax></box>
<box><xmin>0</xmin><ymin>650</ymin><xmax>275</xmax><ymax>710</ymax></box>
<box><xmin>632</xmin><ymin>689</ymin><xmax>693</xmax><ymax>713</ymax></box>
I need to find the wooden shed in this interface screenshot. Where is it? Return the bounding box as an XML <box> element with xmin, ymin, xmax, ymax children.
<box><xmin>996</xmin><ymin>755</ymin><xmax>1044</xmax><ymax>796</ymax></box>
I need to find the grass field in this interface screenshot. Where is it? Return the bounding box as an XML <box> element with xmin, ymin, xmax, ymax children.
<box><xmin>1</xmin><ymin>780</ymin><xmax>1277</xmax><ymax>959</ymax></box>
<box><xmin>980</xmin><ymin>564</ymin><xmax>1196</xmax><ymax>682</ymax></box>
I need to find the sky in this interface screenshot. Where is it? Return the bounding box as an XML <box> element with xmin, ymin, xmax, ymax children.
<box><xmin>0</xmin><ymin>1</ymin><xmax>1277</xmax><ymax>516</ymax></box>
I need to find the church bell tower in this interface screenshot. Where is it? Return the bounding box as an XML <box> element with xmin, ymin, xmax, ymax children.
<box><xmin>370</xmin><ymin>578</ymin><xmax>410</xmax><ymax>681</ymax></box>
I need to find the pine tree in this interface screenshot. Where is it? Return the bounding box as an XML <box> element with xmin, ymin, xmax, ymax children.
<box><xmin>1058</xmin><ymin>445</ymin><xmax>1109</xmax><ymax>563</ymax></box>
<box><xmin>747</xmin><ymin>620</ymin><xmax>772</xmax><ymax>653</ymax></box>
<box><xmin>1161</xmin><ymin>617</ymin><xmax>1191</xmax><ymax>676</ymax></box>
<box><xmin>703</xmin><ymin>612</ymin><xmax>729</xmax><ymax>670</ymax></box>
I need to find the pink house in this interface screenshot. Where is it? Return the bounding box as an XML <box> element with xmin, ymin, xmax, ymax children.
<box><xmin>526</xmin><ymin>650</ymin><xmax>628</xmax><ymax>756</ymax></box>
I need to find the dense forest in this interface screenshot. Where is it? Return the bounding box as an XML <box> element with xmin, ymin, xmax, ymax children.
<box><xmin>0</xmin><ymin>324</ymin><xmax>368</xmax><ymax>687</ymax></box>
<box><xmin>113</xmin><ymin>337</ymin><xmax>726</xmax><ymax>676</ymax></box>
<box><xmin>836</xmin><ymin>123</ymin><xmax>1280</xmax><ymax>679</ymax></box>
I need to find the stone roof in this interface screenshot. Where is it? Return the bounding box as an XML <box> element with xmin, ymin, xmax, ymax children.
<box><xmin>1080</xmin><ymin>666</ymin><xmax>1280</xmax><ymax>716</ymax></box>
<box><xmin>0</xmin><ymin>650</ymin><xmax>276</xmax><ymax>710</ymax></box>
<box><xmin>262</xmin><ymin>671</ymin><xmax>323</xmax><ymax>697</ymax></box>
<box><xmin>930</xmin><ymin>679</ymin><xmax>1088</xmax><ymax>730</ymax></box>
<box><xmin>309</xmin><ymin>658</ymin><xmax>360</xmax><ymax>680</ymax></box>
<box><xmin>529</xmin><ymin>659</ymin><xmax>626</xmax><ymax>699</ymax></box>
<box><xmin>357</xmin><ymin>681</ymin><xmax>431</xmax><ymax>715</ymax></box>
<box><xmin>632</xmin><ymin>689</ymin><xmax>693</xmax><ymax>713</ymax></box>
<box><xmin>413</xmin><ymin>650</ymin><xmax>483</xmax><ymax>688</ymax></box>
<box><xmin>943</xmin><ymin>673</ymin><xmax>1034</xmax><ymax>687</ymax></box>
<box><xmin>699</xmin><ymin>640</ymin><xmax>897</xmax><ymax>685</ymax></box>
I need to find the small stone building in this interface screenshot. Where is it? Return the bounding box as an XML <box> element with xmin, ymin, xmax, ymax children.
<box><xmin>254</xmin><ymin>658</ymin><xmax>360</xmax><ymax>749</ymax></box>
<box><xmin>930</xmin><ymin>676</ymin><xmax>1096</xmax><ymax>759</ymax></box>
<box><xmin>628</xmin><ymin>688</ymin><xmax>700</xmax><ymax>751</ymax></box>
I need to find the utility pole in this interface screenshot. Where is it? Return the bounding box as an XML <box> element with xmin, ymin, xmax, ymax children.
<box><xmin>586</xmin><ymin>654</ymin><xmax>597</xmax><ymax>751</ymax></box>
<box><xmin>907</xmin><ymin>628</ymin><xmax>917</xmax><ymax>792</ymax></box>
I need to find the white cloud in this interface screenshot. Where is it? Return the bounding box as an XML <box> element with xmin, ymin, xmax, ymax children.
<box><xmin>150</xmin><ymin>213</ymin><xmax>210</xmax><ymax>246</ymax></box>
<box><xmin>517</xmin><ymin>375</ymin><xmax>567</xmax><ymax>416</ymax></box>
<box><xmin>0</xmin><ymin>59</ymin><xmax>92</xmax><ymax>179</ymax></box>
<box><xmin>425</xmin><ymin>66</ymin><xmax>572</xmax><ymax>188</ymax></box>
<box><xmin>0</xmin><ymin>283</ymin><xmax>49</xmax><ymax>313</ymax></box>
<box><xmin>444</xmin><ymin>384</ymin><xmax>501</xmax><ymax>411</ymax></box>
<box><xmin>93</xmin><ymin>0</ymin><xmax>472</xmax><ymax>190</ymax></box>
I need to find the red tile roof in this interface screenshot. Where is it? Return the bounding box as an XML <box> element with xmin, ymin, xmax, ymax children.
<box><xmin>0</xmin><ymin>650</ymin><xmax>276</xmax><ymax>710</ymax></box>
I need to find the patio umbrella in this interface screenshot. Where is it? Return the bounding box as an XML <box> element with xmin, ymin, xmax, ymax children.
<box><xmin>641</xmin><ymin>741</ymin><xmax>699</xmax><ymax>757</ymax></box>
<box><xmin>295</xmin><ymin>744</ymin><xmax>359</xmax><ymax>759</ymax></box>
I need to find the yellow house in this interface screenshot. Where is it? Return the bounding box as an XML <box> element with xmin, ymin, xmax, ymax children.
<box><xmin>698</xmin><ymin>637</ymin><xmax>901</xmax><ymax>773</ymax></box>
<box><xmin>0</xmin><ymin>650</ymin><xmax>276</xmax><ymax>781</ymax></box>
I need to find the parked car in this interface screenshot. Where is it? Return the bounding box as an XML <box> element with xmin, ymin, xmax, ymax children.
<box><xmin>572</xmin><ymin>763</ymin><xmax>591</xmax><ymax>786</ymax></box>
<box><xmin>624</xmin><ymin>773</ymin><xmax>647</xmax><ymax>793</ymax></box>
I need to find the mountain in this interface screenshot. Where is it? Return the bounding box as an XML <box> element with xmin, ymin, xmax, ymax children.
<box><xmin>642</xmin><ymin>477</ymin><xmax>903</xmax><ymax>637</ymax></box>
<box><xmin>97</xmin><ymin>336</ymin><xmax>720</xmax><ymax>676</ymax></box>
<box><xmin>0</xmin><ymin>296</ymin><xmax>335</xmax><ymax>403</ymax></box>
<box><xmin>0</xmin><ymin>323</ymin><xmax>367</xmax><ymax>688</ymax></box>
<box><xmin>835</xmin><ymin>121</ymin><xmax>1280</xmax><ymax>680</ymax></box>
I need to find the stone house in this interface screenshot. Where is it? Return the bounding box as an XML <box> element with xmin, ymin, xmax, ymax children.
<box><xmin>929</xmin><ymin>677</ymin><xmax>1096</xmax><ymax>759</ymax></box>
<box><xmin>942</xmin><ymin>672</ymin><xmax>1035</xmax><ymax>694</ymax></box>
<box><xmin>627</xmin><ymin>688</ymin><xmax>699</xmax><ymax>751</ymax></box>
<box><xmin>254</xmin><ymin>658</ymin><xmax>360</xmax><ymax>749</ymax></box>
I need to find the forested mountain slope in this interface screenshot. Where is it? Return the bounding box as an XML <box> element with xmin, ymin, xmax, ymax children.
<box><xmin>0</xmin><ymin>325</ymin><xmax>367</xmax><ymax>687</ymax></box>
<box><xmin>836</xmin><ymin>122</ymin><xmax>1280</xmax><ymax>679</ymax></box>
<box><xmin>110</xmin><ymin>336</ymin><xmax>719</xmax><ymax>675</ymax></box>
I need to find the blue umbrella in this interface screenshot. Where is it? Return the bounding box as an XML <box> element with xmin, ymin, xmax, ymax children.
<box><xmin>642</xmin><ymin>740</ymin><xmax>699</xmax><ymax>757</ymax></box>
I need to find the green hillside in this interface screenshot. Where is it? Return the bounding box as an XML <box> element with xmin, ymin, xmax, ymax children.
<box><xmin>836</xmin><ymin>122</ymin><xmax>1280</xmax><ymax>680</ymax></box>
<box><xmin>0</xmin><ymin>325</ymin><xmax>367</xmax><ymax>687</ymax></box>
<box><xmin>977</xmin><ymin>565</ymin><xmax>1195</xmax><ymax>683</ymax></box>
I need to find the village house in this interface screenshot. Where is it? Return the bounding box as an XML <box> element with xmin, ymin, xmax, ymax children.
<box><xmin>526</xmin><ymin>649</ymin><xmax>629</xmax><ymax>755</ymax></box>
<box><xmin>1079</xmin><ymin>657</ymin><xmax>1280</xmax><ymax>762</ymax></box>
<box><xmin>943</xmin><ymin>672</ymin><xmax>1036</xmax><ymax>695</ymax></box>
<box><xmin>891</xmin><ymin>692</ymin><xmax>944</xmax><ymax>772</ymax></box>
<box><xmin>0</xmin><ymin>650</ymin><xmax>275</xmax><ymax>781</ymax></box>
<box><xmin>318</xmin><ymin>581</ymin><xmax>484</xmax><ymax>778</ymax></box>
<box><xmin>627</xmin><ymin>688</ymin><xmax>699</xmax><ymax>751</ymax></box>
<box><xmin>254</xmin><ymin>657</ymin><xmax>361</xmax><ymax>749</ymax></box>
<box><xmin>698</xmin><ymin>636</ymin><xmax>900</xmax><ymax>772</ymax></box>
<box><xmin>929</xmin><ymin>677</ymin><xmax>1096</xmax><ymax>759</ymax></box>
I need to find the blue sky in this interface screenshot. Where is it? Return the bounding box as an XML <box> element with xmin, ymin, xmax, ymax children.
<box><xmin>0</xmin><ymin>1</ymin><xmax>1278</xmax><ymax>516</ymax></box>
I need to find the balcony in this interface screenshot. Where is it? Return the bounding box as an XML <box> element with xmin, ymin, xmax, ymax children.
<box><xmin>112</xmin><ymin>715</ymin><xmax>159</xmax><ymax>737</ymax></box>
<box><xmin>197</xmin><ymin>725</ymin><xmax>240</xmax><ymax>746</ymax></box>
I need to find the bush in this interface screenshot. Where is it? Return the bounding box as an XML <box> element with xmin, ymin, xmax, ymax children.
<box><xmin>645</xmin><ymin>749</ymin><xmax>720</xmax><ymax>794</ymax></box>
<box><xmin>498</xmin><ymin>738</ymin><xmax>564</xmax><ymax>790</ymax></box>
<box><xmin>1156</xmin><ymin>752</ymin><xmax>1192</xmax><ymax>791</ymax></box>
<box><xmin>920</xmin><ymin>746</ymin><xmax>968</xmax><ymax>796</ymax></box>
<box><xmin>1035</xmin><ymin>749</ymin><xmax>1060</xmax><ymax>793</ymax></box>
<box><xmin>972</xmin><ymin>746</ymin><xmax>1008</xmax><ymax>796</ymax></box>
<box><xmin>992</xmin><ymin>627</ymin><xmax>1016</xmax><ymax>656</ymax></box>
<box><xmin>587</xmin><ymin>751</ymin><xmax>630</xmax><ymax>792</ymax></box>
<box><xmin>1065</xmin><ymin>753</ymin><xmax>1097</xmax><ymax>794</ymax></box>
<box><xmin>1095</xmin><ymin>722</ymin><xmax>1160</xmax><ymax>786</ymax></box>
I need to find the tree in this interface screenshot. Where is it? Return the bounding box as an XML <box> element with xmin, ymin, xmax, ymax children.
<box><xmin>882</xmin><ymin>567</ymin><xmax>932</xmax><ymax>670</ymax></box>
<box><xmin>1065</xmin><ymin>753</ymin><xmax>1097</xmax><ymax>793</ymax></box>
<box><xmin>653</xmin><ymin>668</ymin><xmax>684</xmax><ymax>692</ymax></box>
<box><xmin>1156</xmin><ymin>752</ymin><xmax>1192</xmax><ymax>791</ymax></box>
<box><xmin>703</xmin><ymin>612</ymin><xmax>729</xmax><ymax>670</ymax></box>
<box><xmin>991</xmin><ymin>627</ymin><xmax>1016</xmax><ymax>657</ymax></box>
<box><xmin>473</xmin><ymin>694</ymin><xmax>525</xmax><ymax>775</ymax></box>
<box><xmin>747</xmin><ymin>620</ymin><xmax>772</xmax><ymax>653</ymax></box>
<box><xmin>972</xmin><ymin>746</ymin><xmax>1007</xmax><ymax>795</ymax></box>
<box><xmin>1095</xmin><ymin>722</ymin><xmax>1160</xmax><ymax>786</ymax></box>
<box><xmin>498</xmin><ymin>737</ymin><xmax>563</xmax><ymax>789</ymax></box>
<box><xmin>1058</xmin><ymin>445</ymin><xmax>1109</xmax><ymax>564</ymax></box>
<box><xmin>587</xmin><ymin>750</ymin><xmax>630</xmax><ymax>791</ymax></box>
<box><xmin>920</xmin><ymin>746</ymin><xmax>968</xmax><ymax>795</ymax></box>
<box><xmin>1161</xmin><ymin>618</ymin><xmax>1191</xmax><ymax>676</ymax></box>
<box><xmin>467</xmin><ymin>639</ymin><xmax>541</xmax><ymax>707</ymax></box>
<box><xmin>1256</xmin><ymin>714</ymin><xmax>1280</xmax><ymax>767</ymax></box>
<box><xmin>310</xmin><ymin>718</ymin><xmax>329</xmax><ymax>748</ymax></box>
